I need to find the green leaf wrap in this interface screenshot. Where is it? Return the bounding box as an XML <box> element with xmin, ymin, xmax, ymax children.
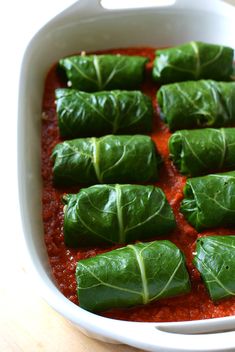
<box><xmin>63</xmin><ymin>184</ymin><xmax>176</xmax><ymax>247</ymax></box>
<box><xmin>180</xmin><ymin>171</ymin><xmax>235</xmax><ymax>231</ymax></box>
<box><xmin>52</xmin><ymin>135</ymin><xmax>160</xmax><ymax>186</ymax></box>
<box><xmin>169</xmin><ymin>128</ymin><xmax>235</xmax><ymax>176</ymax></box>
<box><xmin>55</xmin><ymin>89</ymin><xmax>153</xmax><ymax>138</ymax></box>
<box><xmin>157</xmin><ymin>80</ymin><xmax>235</xmax><ymax>131</ymax></box>
<box><xmin>194</xmin><ymin>236</ymin><xmax>235</xmax><ymax>301</ymax></box>
<box><xmin>152</xmin><ymin>41</ymin><xmax>234</xmax><ymax>84</ymax></box>
<box><xmin>59</xmin><ymin>54</ymin><xmax>148</xmax><ymax>91</ymax></box>
<box><xmin>76</xmin><ymin>240</ymin><xmax>191</xmax><ymax>312</ymax></box>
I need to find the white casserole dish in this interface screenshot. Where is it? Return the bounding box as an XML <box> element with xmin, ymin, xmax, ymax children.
<box><xmin>18</xmin><ymin>0</ymin><xmax>235</xmax><ymax>351</ymax></box>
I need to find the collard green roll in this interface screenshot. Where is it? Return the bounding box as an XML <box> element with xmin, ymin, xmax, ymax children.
<box><xmin>55</xmin><ymin>89</ymin><xmax>153</xmax><ymax>138</ymax></box>
<box><xmin>76</xmin><ymin>240</ymin><xmax>191</xmax><ymax>312</ymax></box>
<box><xmin>194</xmin><ymin>236</ymin><xmax>235</xmax><ymax>301</ymax></box>
<box><xmin>52</xmin><ymin>135</ymin><xmax>160</xmax><ymax>186</ymax></box>
<box><xmin>157</xmin><ymin>80</ymin><xmax>235</xmax><ymax>131</ymax></box>
<box><xmin>180</xmin><ymin>171</ymin><xmax>235</xmax><ymax>231</ymax></box>
<box><xmin>59</xmin><ymin>54</ymin><xmax>148</xmax><ymax>91</ymax></box>
<box><xmin>63</xmin><ymin>184</ymin><xmax>176</xmax><ymax>247</ymax></box>
<box><xmin>169</xmin><ymin>128</ymin><xmax>235</xmax><ymax>176</ymax></box>
<box><xmin>152</xmin><ymin>41</ymin><xmax>234</xmax><ymax>84</ymax></box>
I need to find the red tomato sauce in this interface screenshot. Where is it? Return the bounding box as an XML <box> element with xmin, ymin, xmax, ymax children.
<box><xmin>41</xmin><ymin>47</ymin><xmax>235</xmax><ymax>322</ymax></box>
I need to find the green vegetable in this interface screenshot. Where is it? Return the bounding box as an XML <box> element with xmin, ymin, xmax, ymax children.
<box><xmin>152</xmin><ymin>41</ymin><xmax>234</xmax><ymax>84</ymax></box>
<box><xmin>194</xmin><ymin>235</ymin><xmax>235</xmax><ymax>301</ymax></box>
<box><xmin>59</xmin><ymin>54</ymin><xmax>148</xmax><ymax>91</ymax></box>
<box><xmin>55</xmin><ymin>89</ymin><xmax>153</xmax><ymax>138</ymax></box>
<box><xmin>169</xmin><ymin>128</ymin><xmax>235</xmax><ymax>176</ymax></box>
<box><xmin>63</xmin><ymin>184</ymin><xmax>176</xmax><ymax>247</ymax></box>
<box><xmin>157</xmin><ymin>80</ymin><xmax>235</xmax><ymax>131</ymax></box>
<box><xmin>52</xmin><ymin>135</ymin><xmax>160</xmax><ymax>186</ymax></box>
<box><xmin>180</xmin><ymin>171</ymin><xmax>235</xmax><ymax>231</ymax></box>
<box><xmin>76</xmin><ymin>240</ymin><xmax>191</xmax><ymax>312</ymax></box>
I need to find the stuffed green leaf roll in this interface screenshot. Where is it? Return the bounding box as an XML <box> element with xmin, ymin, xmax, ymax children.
<box><xmin>157</xmin><ymin>80</ymin><xmax>235</xmax><ymax>131</ymax></box>
<box><xmin>52</xmin><ymin>135</ymin><xmax>160</xmax><ymax>186</ymax></box>
<box><xmin>63</xmin><ymin>184</ymin><xmax>176</xmax><ymax>247</ymax></box>
<box><xmin>55</xmin><ymin>89</ymin><xmax>153</xmax><ymax>138</ymax></box>
<box><xmin>59</xmin><ymin>54</ymin><xmax>148</xmax><ymax>91</ymax></box>
<box><xmin>76</xmin><ymin>240</ymin><xmax>191</xmax><ymax>312</ymax></box>
<box><xmin>169</xmin><ymin>128</ymin><xmax>235</xmax><ymax>176</ymax></box>
<box><xmin>194</xmin><ymin>236</ymin><xmax>235</xmax><ymax>301</ymax></box>
<box><xmin>180</xmin><ymin>171</ymin><xmax>235</xmax><ymax>231</ymax></box>
<box><xmin>152</xmin><ymin>41</ymin><xmax>234</xmax><ymax>84</ymax></box>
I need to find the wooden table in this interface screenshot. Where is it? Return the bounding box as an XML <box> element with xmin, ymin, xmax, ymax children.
<box><xmin>0</xmin><ymin>255</ymin><xmax>139</xmax><ymax>352</ymax></box>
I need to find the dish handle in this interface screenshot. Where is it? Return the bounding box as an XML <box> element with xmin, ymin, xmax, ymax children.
<box><xmin>53</xmin><ymin>0</ymin><xmax>233</xmax><ymax>20</ymax></box>
<box><xmin>112</xmin><ymin>321</ymin><xmax>235</xmax><ymax>352</ymax></box>
<box><xmin>66</xmin><ymin>0</ymin><xmax>225</xmax><ymax>12</ymax></box>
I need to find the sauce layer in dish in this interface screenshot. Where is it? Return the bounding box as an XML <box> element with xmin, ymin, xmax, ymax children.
<box><xmin>42</xmin><ymin>47</ymin><xmax>235</xmax><ymax>322</ymax></box>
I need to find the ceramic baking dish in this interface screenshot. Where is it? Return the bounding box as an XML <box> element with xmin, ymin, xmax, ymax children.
<box><xmin>18</xmin><ymin>0</ymin><xmax>235</xmax><ymax>350</ymax></box>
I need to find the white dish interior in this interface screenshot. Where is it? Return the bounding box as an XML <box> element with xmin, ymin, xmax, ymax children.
<box><xmin>18</xmin><ymin>0</ymin><xmax>235</xmax><ymax>351</ymax></box>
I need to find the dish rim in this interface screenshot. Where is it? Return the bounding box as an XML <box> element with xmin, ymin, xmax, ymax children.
<box><xmin>17</xmin><ymin>0</ymin><xmax>235</xmax><ymax>350</ymax></box>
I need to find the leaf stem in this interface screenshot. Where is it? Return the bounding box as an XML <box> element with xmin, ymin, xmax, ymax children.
<box><xmin>92</xmin><ymin>138</ymin><xmax>102</xmax><ymax>183</ymax></box>
<box><xmin>116</xmin><ymin>184</ymin><xmax>125</xmax><ymax>243</ymax></box>
<box><xmin>129</xmin><ymin>245</ymin><xmax>149</xmax><ymax>304</ymax></box>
